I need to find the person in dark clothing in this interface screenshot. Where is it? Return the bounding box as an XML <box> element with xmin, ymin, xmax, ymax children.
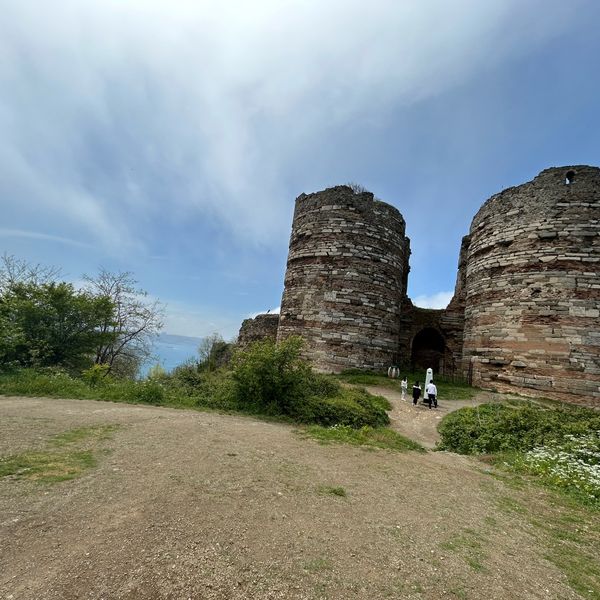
<box><xmin>412</xmin><ymin>382</ymin><xmax>421</xmax><ymax>406</ymax></box>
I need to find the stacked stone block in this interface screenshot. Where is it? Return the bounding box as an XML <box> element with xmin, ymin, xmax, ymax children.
<box><xmin>237</xmin><ymin>313</ymin><xmax>280</xmax><ymax>349</ymax></box>
<box><xmin>461</xmin><ymin>166</ymin><xmax>600</xmax><ymax>403</ymax></box>
<box><xmin>277</xmin><ymin>186</ymin><xmax>410</xmax><ymax>372</ymax></box>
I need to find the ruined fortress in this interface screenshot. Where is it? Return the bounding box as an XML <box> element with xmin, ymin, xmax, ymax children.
<box><xmin>238</xmin><ymin>166</ymin><xmax>600</xmax><ymax>404</ymax></box>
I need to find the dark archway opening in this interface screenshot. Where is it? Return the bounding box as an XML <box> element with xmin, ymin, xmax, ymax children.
<box><xmin>411</xmin><ymin>327</ymin><xmax>446</xmax><ymax>372</ymax></box>
<box><xmin>565</xmin><ymin>170</ymin><xmax>575</xmax><ymax>185</ymax></box>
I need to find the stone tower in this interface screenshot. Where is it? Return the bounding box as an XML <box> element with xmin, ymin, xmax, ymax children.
<box><xmin>461</xmin><ymin>166</ymin><xmax>600</xmax><ymax>402</ymax></box>
<box><xmin>277</xmin><ymin>185</ymin><xmax>410</xmax><ymax>372</ymax></box>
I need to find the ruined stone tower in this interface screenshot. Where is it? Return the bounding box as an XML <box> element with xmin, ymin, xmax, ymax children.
<box><xmin>460</xmin><ymin>166</ymin><xmax>600</xmax><ymax>402</ymax></box>
<box><xmin>238</xmin><ymin>165</ymin><xmax>600</xmax><ymax>405</ymax></box>
<box><xmin>276</xmin><ymin>186</ymin><xmax>410</xmax><ymax>372</ymax></box>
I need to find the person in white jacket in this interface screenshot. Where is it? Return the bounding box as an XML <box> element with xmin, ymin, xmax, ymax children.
<box><xmin>425</xmin><ymin>380</ymin><xmax>437</xmax><ymax>409</ymax></box>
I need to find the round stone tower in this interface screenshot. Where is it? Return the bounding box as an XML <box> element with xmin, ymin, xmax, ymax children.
<box><xmin>462</xmin><ymin>165</ymin><xmax>600</xmax><ymax>403</ymax></box>
<box><xmin>277</xmin><ymin>185</ymin><xmax>410</xmax><ymax>372</ymax></box>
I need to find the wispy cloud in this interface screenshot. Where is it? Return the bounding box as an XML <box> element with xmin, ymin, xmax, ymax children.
<box><xmin>161</xmin><ymin>298</ymin><xmax>242</xmax><ymax>340</ymax></box>
<box><xmin>0</xmin><ymin>0</ymin><xmax>579</xmax><ymax>256</ymax></box>
<box><xmin>0</xmin><ymin>228</ymin><xmax>94</xmax><ymax>249</ymax></box>
<box><xmin>412</xmin><ymin>291</ymin><xmax>453</xmax><ymax>310</ymax></box>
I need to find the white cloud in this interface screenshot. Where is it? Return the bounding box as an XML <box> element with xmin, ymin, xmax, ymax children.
<box><xmin>0</xmin><ymin>228</ymin><xmax>93</xmax><ymax>249</ymax></box>
<box><xmin>161</xmin><ymin>298</ymin><xmax>242</xmax><ymax>340</ymax></box>
<box><xmin>412</xmin><ymin>291</ymin><xmax>454</xmax><ymax>310</ymax></box>
<box><xmin>0</xmin><ymin>0</ymin><xmax>579</xmax><ymax>252</ymax></box>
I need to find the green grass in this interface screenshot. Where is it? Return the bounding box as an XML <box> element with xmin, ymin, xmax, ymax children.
<box><xmin>303</xmin><ymin>557</ymin><xmax>333</xmax><ymax>573</ymax></box>
<box><xmin>493</xmin><ymin>489</ymin><xmax>600</xmax><ymax>600</ymax></box>
<box><xmin>50</xmin><ymin>424</ymin><xmax>120</xmax><ymax>446</ymax></box>
<box><xmin>0</xmin><ymin>423</ymin><xmax>119</xmax><ymax>483</ymax></box>
<box><xmin>336</xmin><ymin>370</ymin><xmax>478</xmax><ymax>400</ymax></box>
<box><xmin>440</xmin><ymin>529</ymin><xmax>488</xmax><ymax>573</ymax></box>
<box><xmin>0</xmin><ymin>450</ymin><xmax>96</xmax><ymax>483</ymax></box>
<box><xmin>300</xmin><ymin>424</ymin><xmax>425</xmax><ymax>452</ymax></box>
<box><xmin>0</xmin><ymin>368</ymin><xmax>391</xmax><ymax>429</ymax></box>
<box><xmin>318</xmin><ymin>485</ymin><xmax>347</xmax><ymax>497</ymax></box>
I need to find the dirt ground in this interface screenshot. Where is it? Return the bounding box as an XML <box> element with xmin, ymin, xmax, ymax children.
<box><xmin>0</xmin><ymin>392</ymin><xmax>595</xmax><ymax>599</ymax></box>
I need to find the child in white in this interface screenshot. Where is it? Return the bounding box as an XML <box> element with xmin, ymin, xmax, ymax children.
<box><xmin>400</xmin><ymin>377</ymin><xmax>408</xmax><ymax>401</ymax></box>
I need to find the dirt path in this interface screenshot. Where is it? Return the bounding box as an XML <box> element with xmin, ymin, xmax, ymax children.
<box><xmin>0</xmin><ymin>395</ymin><xmax>592</xmax><ymax>600</ymax></box>
<box><xmin>364</xmin><ymin>386</ymin><xmax>500</xmax><ymax>449</ymax></box>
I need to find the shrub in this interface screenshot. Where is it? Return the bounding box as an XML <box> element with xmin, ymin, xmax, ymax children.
<box><xmin>81</xmin><ymin>364</ymin><xmax>110</xmax><ymax>387</ymax></box>
<box><xmin>513</xmin><ymin>432</ymin><xmax>600</xmax><ymax>505</ymax></box>
<box><xmin>291</xmin><ymin>388</ymin><xmax>390</xmax><ymax>428</ymax></box>
<box><xmin>438</xmin><ymin>403</ymin><xmax>600</xmax><ymax>454</ymax></box>
<box><xmin>231</xmin><ymin>336</ymin><xmax>313</xmax><ymax>414</ymax></box>
<box><xmin>127</xmin><ymin>380</ymin><xmax>165</xmax><ymax>405</ymax></box>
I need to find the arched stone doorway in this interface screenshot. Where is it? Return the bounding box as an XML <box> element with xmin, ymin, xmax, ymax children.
<box><xmin>411</xmin><ymin>327</ymin><xmax>446</xmax><ymax>372</ymax></box>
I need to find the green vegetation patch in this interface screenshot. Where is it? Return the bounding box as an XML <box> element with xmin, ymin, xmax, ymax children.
<box><xmin>0</xmin><ymin>423</ymin><xmax>119</xmax><ymax>484</ymax></box>
<box><xmin>440</xmin><ymin>529</ymin><xmax>488</xmax><ymax>573</ymax></box>
<box><xmin>303</xmin><ymin>557</ymin><xmax>333</xmax><ymax>573</ymax></box>
<box><xmin>317</xmin><ymin>485</ymin><xmax>347</xmax><ymax>497</ymax></box>
<box><xmin>300</xmin><ymin>424</ymin><xmax>425</xmax><ymax>452</ymax></box>
<box><xmin>337</xmin><ymin>369</ymin><xmax>477</xmax><ymax>400</ymax></box>
<box><xmin>492</xmin><ymin>491</ymin><xmax>600</xmax><ymax>600</ymax></box>
<box><xmin>437</xmin><ymin>402</ymin><xmax>600</xmax><ymax>455</ymax></box>
<box><xmin>0</xmin><ymin>450</ymin><xmax>96</xmax><ymax>483</ymax></box>
<box><xmin>439</xmin><ymin>402</ymin><xmax>600</xmax><ymax>508</ymax></box>
<box><xmin>50</xmin><ymin>424</ymin><xmax>120</xmax><ymax>446</ymax></box>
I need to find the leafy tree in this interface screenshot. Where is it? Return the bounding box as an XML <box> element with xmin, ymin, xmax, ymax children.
<box><xmin>0</xmin><ymin>253</ymin><xmax>61</xmax><ymax>295</ymax></box>
<box><xmin>0</xmin><ymin>282</ymin><xmax>116</xmax><ymax>370</ymax></box>
<box><xmin>83</xmin><ymin>269</ymin><xmax>164</xmax><ymax>377</ymax></box>
<box><xmin>198</xmin><ymin>333</ymin><xmax>233</xmax><ymax>372</ymax></box>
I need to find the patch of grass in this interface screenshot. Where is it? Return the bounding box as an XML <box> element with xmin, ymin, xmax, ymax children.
<box><xmin>0</xmin><ymin>450</ymin><xmax>96</xmax><ymax>483</ymax></box>
<box><xmin>448</xmin><ymin>586</ymin><xmax>468</xmax><ymax>599</ymax></box>
<box><xmin>50</xmin><ymin>424</ymin><xmax>120</xmax><ymax>446</ymax></box>
<box><xmin>300</xmin><ymin>424</ymin><xmax>425</xmax><ymax>453</ymax></box>
<box><xmin>336</xmin><ymin>370</ymin><xmax>477</xmax><ymax>400</ymax></box>
<box><xmin>318</xmin><ymin>485</ymin><xmax>347</xmax><ymax>497</ymax></box>
<box><xmin>303</xmin><ymin>557</ymin><xmax>333</xmax><ymax>573</ymax></box>
<box><xmin>440</xmin><ymin>529</ymin><xmax>488</xmax><ymax>573</ymax></box>
<box><xmin>496</xmin><ymin>495</ymin><xmax>527</xmax><ymax>515</ymax></box>
<box><xmin>0</xmin><ymin>423</ymin><xmax>119</xmax><ymax>484</ymax></box>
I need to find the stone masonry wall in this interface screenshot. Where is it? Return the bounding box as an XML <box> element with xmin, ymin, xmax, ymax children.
<box><xmin>237</xmin><ymin>313</ymin><xmax>279</xmax><ymax>348</ymax></box>
<box><xmin>397</xmin><ymin>301</ymin><xmax>464</xmax><ymax>376</ymax></box>
<box><xmin>461</xmin><ymin>166</ymin><xmax>600</xmax><ymax>404</ymax></box>
<box><xmin>277</xmin><ymin>186</ymin><xmax>410</xmax><ymax>372</ymax></box>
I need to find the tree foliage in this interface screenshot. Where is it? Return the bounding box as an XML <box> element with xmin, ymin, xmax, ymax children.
<box><xmin>0</xmin><ymin>282</ymin><xmax>115</xmax><ymax>370</ymax></box>
<box><xmin>198</xmin><ymin>333</ymin><xmax>233</xmax><ymax>372</ymax></box>
<box><xmin>83</xmin><ymin>269</ymin><xmax>164</xmax><ymax>377</ymax></box>
<box><xmin>0</xmin><ymin>257</ymin><xmax>164</xmax><ymax>378</ymax></box>
<box><xmin>0</xmin><ymin>253</ymin><xmax>61</xmax><ymax>295</ymax></box>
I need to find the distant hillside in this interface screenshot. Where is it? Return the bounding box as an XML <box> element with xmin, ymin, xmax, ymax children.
<box><xmin>144</xmin><ymin>333</ymin><xmax>205</xmax><ymax>374</ymax></box>
<box><xmin>157</xmin><ymin>333</ymin><xmax>204</xmax><ymax>346</ymax></box>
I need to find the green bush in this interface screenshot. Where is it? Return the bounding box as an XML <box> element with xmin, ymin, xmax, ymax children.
<box><xmin>438</xmin><ymin>402</ymin><xmax>600</xmax><ymax>454</ymax></box>
<box><xmin>231</xmin><ymin>336</ymin><xmax>314</xmax><ymax>414</ymax></box>
<box><xmin>291</xmin><ymin>388</ymin><xmax>390</xmax><ymax>428</ymax></box>
<box><xmin>81</xmin><ymin>364</ymin><xmax>110</xmax><ymax>387</ymax></box>
<box><xmin>127</xmin><ymin>380</ymin><xmax>165</xmax><ymax>405</ymax></box>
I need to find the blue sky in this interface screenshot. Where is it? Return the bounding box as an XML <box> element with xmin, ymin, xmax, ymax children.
<box><xmin>2</xmin><ymin>0</ymin><xmax>599</xmax><ymax>339</ymax></box>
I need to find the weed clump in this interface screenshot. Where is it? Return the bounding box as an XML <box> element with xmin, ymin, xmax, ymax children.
<box><xmin>438</xmin><ymin>402</ymin><xmax>600</xmax><ymax>507</ymax></box>
<box><xmin>437</xmin><ymin>403</ymin><xmax>600</xmax><ymax>454</ymax></box>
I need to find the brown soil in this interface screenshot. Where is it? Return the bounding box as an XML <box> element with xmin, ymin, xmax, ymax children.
<box><xmin>0</xmin><ymin>394</ymin><xmax>593</xmax><ymax>599</ymax></box>
<box><xmin>364</xmin><ymin>385</ymin><xmax>502</xmax><ymax>449</ymax></box>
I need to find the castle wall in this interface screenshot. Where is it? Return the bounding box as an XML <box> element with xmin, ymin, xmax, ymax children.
<box><xmin>277</xmin><ymin>186</ymin><xmax>410</xmax><ymax>372</ymax></box>
<box><xmin>237</xmin><ymin>313</ymin><xmax>280</xmax><ymax>348</ymax></box>
<box><xmin>461</xmin><ymin>166</ymin><xmax>600</xmax><ymax>404</ymax></box>
<box><xmin>397</xmin><ymin>303</ymin><xmax>464</xmax><ymax>376</ymax></box>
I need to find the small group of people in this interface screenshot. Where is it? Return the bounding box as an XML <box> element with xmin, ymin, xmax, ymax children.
<box><xmin>400</xmin><ymin>377</ymin><xmax>438</xmax><ymax>409</ymax></box>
